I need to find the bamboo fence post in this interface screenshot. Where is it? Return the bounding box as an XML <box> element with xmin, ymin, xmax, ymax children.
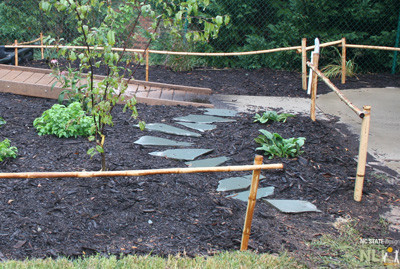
<box><xmin>354</xmin><ymin>106</ymin><xmax>371</xmax><ymax>202</ymax></box>
<box><xmin>341</xmin><ymin>37</ymin><xmax>346</xmax><ymax>84</ymax></box>
<box><xmin>241</xmin><ymin>155</ymin><xmax>264</xmax><ymax>251</ymax></box>
<box><xmin>302</xmin><ymin>38</ymin><xmax>307</xmax><ymax>90</ymax></box>
<box><xmin>146</xmin><ymin>49</ymin><xmax>149</xmax><ymax>82</ymax></box>
<box><xmin>310</xmin><ymin>53</ymin><xmax>320</xmax><ymax>121</ymax></box>
<box><xmin>14</xmin><ymin>40</ymin><xmax>18</xmax><ymax>66</ymax></box>
<box><xmin>40</xmin><ymin>32</ymin><xmax>44</xmax><ymax>60</ymax></box>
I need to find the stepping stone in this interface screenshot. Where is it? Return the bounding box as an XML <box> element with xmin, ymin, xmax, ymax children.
<box><xmin>202</xmin><ymin>108</ymin><xmax>238</xmax><ymax>117</ymax></box>
<box><xmin>134</xmin><ymin>136</ymin><xmax>192</xmax><ymax>147</ymax></box>
<box><xmin>265</xmin><ymin>199</ymin><xmax>321</xmax><ymax>213</ymax></box>
<box><xmin>228</xmin><ymin>187</ymin><xmax>274</xmax><ymax>202</ymax></box>
<box><xmin>149</xmin><ymin>149</ymin><xmax>213</xmax><ymax>161</ymax></box>
<box><xmin>174</xmin><ymin>114</ymin><xmax>235</xmax><ymax>123</ymax></box>
<box><xmin>185</xmin><ymin>156</ymin><xmax>230</xmax><ymax>167</ymax></box>
<box><xmin>137</xmin><ymin>123</ymin><xmax>201</xmax><ymax>137</ymax></box>
<box><xmin>177</xmin><ymin>122</ymin><xmax>217</xmax><ymax>132</ymax></box>
<box><xmin>217</xmin><ymin>174</ymin><xmax>266</xmax><ymax>192</ymax></box>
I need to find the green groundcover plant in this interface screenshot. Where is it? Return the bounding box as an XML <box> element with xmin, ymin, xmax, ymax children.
<box><xmin>255</xmin><ymin>129</ymin><xmax>305</xmax><ymax>159</ymax></box>
<box><xmin>254</xmin><ymin>111</ymin><xmax>295</xmax><ymax>124</ymax></box>
<box><xmin>0</xmin><ymin>116</ymin><xmax>6</xmax><ymax>127</ymax></box>
<box><xmin>0</xmin><ymin>139</ymin><xmax>18</xmax><ymax>162</ymax></box>
<box><xmin>33</xmin><ymin>102</ymin><xmax>95</xmax><ymax>138</ymax></box>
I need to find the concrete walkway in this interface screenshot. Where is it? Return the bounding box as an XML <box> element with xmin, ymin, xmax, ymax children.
<box><xmin>316</xmin><ymin>87</ymin><xmax>400</xmax><ymax>175</ymax></box>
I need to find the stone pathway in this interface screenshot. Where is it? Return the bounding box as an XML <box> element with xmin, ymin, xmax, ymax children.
<box><xmin>135</xmin><ymin>107</ymin><xmax>320</xmax><ymax>214</ymax></box>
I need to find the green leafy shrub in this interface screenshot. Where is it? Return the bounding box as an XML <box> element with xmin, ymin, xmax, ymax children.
<box><xmin>33</xmin><ymin>102</ymin><xmax>94</xmax><ymax>138</ymax></box>
<box><xmin>254</xmin><ymin>111</ymin><xmax>295</xmax><ymax>124</ymax></box>
<box><xmin>0</xmin><ymin>139</ymin><xmax>18</xmax><ymax>162</ymax></box>
<box><xmin>255</xmin><ymin>130</ymin><xmax>305</xmax><ymax>159</ymax></box>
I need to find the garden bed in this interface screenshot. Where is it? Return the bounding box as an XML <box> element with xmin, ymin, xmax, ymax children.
<box><xmin>0</xmin><ymin>90</ymin><xmax>398</xmax><ymax>264</ymax></box>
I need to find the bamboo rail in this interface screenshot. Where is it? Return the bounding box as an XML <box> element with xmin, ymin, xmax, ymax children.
<box><xmin>307</xmin><ymin>62</ymin><xmax>365</xmax><ymax>118</ymax></box>
<box><xmin>0</xmin><ymin>163</ymin><xmax>284</xmax><ymax>179</ymax></box>
<box><xmin>241</xmin><ymin>155</ymin><xmax>263</xmax><ymax>251</ymax></box>
<box><xmin>346</xmin><ymin>44</ymin><xmax>400</xmax><ymax>52</ymax></box>
<box><xmin>4</xmin><ymin>44</ymin><xmax>304</xmax><ymax>56</ymax></box>
<box><xmin>296</xmin><ymin>40</ymin><xmax>342</xmax><ymax>53</ymax></box>
<box><xmin>18</xmin><ymin>36</ymin><xmax>42</xmax><ymax>45</ymax></box>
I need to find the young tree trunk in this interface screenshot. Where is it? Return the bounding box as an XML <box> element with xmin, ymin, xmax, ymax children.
<box><xmin>101</xmin><ymin>152</ymin><xmax>107</xmax><ymax>171</ymax></box>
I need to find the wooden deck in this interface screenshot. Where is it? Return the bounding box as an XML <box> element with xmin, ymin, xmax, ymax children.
<box><xmin>0</xmin><ymin>64</ymin><xmax>213</xmax><ymax>107</ymax></box>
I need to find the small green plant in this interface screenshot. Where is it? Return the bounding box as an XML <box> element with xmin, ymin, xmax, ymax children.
<box><xmin>254</xmin><ymin>111</ymin><xmax>295</xmax><ymax>124</ymax></box>
<box><xmin>33</xmin><ymin>102</ymin><xmax>94</xmax><ymax>138</ymax></box>
<box><xmin>255</xmin><ymin>130</ymin><xmax>305</xmax><ymax>159</ymax></box>
<box><xmin>0</xmin><ymin>139</ymin><xmax>18</xmax><ymax>162</ymax></box>
<box><xmin>0</xmin><ymin>116</ymin><xmax>6</xmax><ymax>127</ymax></box>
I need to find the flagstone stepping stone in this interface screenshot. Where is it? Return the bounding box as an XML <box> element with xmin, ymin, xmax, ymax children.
<box><xmin>217</xmin><ymin>174</ymin><xmax>266</xmax><ymax>192</ymax></box>
<box><xmin>134</xmin><ymin>136</ymin><xmax>193</xmax><ymax>147</ymax></box>
<box><xmin>149</xmin><ymin>149</ymin><xmax>213</xmax><ymax>161</ymax></box>
<box><xmin>227</xmin><ymin>187</ymin><xmax>274</xmax><ymax>202</ymax></box>
<box><xmin>174</xmin><ymin>114</ymin><xmax>235</xmax><ymax>123</ymax></box>
<box><xmin>137</xmin><ymin>123</ymin><xmax>201</xmax><ymax>137</ymax></box>
<box><xmin>177</xmin><ymin>122</ymin><xmax>217</xmax><ymax>132</ymax></box>
<box><xmin>265</xmin><ymin>199</ymin><xmax>321</xmax><ymax>213</ymax></box>
<box><xmin>202</xmin><ymin>108</ymin><xmax>238</xmax><ymax>117</ymax></box>
<box><xmin>185</xmin><ymin>156</ymin><xmax>230</xmax><ymax>167</ymax></box>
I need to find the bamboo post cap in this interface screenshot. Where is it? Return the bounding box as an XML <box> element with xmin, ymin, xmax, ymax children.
<box><xmin>363</xmin><ymin>106</ymin><xmax>371</xmax><ymax>111</ymax></box>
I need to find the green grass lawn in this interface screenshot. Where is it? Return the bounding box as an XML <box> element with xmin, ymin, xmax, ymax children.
<box><xmin>0</xmin><ymin>251</ymin><xmax>303</xmax><ymax>269</ymax></box>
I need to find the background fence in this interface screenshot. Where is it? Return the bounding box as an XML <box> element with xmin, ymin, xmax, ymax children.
<box><xmin>1</xmin><ymin>0</ymin><xmax>400</xmax><ymax>73</ymax></box>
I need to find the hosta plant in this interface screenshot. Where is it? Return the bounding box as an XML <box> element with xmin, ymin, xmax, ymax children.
<box><xmin>255</xmin><ymin>130</ymin><xmax>305</xmax><ymax>159</ymax></box>
<box><xmin>33</xmin><ymin>102</ymin><xmax>94</xmax><ymax>138</ymax></box>
<box><xmin>254</xmin><ymin>111</ymin><xmax>295</xmax><ymax>124</ymax></box>
<box><xmin>0</xmin><ymin>139</ymin><xmax>18</xmax><ymax>162</ymax></box>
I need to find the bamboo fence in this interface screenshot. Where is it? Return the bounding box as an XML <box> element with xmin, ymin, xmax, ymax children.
<box><xmin>4</xmin><ymin>35</ymin><xmax>400</xmax><ymax>83</ymax></box>
<box><xmin>307</xmin><ymin>60</ymin><xmax>371</xmax><ymax>202</ymax></box>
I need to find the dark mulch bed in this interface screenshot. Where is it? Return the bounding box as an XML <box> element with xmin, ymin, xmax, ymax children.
<box><xmin>22</xmin><ymin>59</ymin><xmax>400</xmax><ymax>97</ymax></box>
<box><xmin>0</xmin><ymin>88</ymin><xmax>398</xmax><ymax>264</ymax></box>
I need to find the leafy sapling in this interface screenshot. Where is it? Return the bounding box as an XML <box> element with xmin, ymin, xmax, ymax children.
<box><xmin>40</xmin><ymin>0</ymin><xmax>228</xmax><ymax>171</ymax></box>
<box><xmin>0</xmin><ymin>139</ymin><xmax>18</xmax><ymax>162</ymax></box>
<box><xmin>254</xmin><ymin>111</ymin><xmax>295</xmax><ymax>124</ymax></box>
<box><xmin>255</xmin><ymin>129</ymin><xmax>305</xmax><ymax>159</ymax></box>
